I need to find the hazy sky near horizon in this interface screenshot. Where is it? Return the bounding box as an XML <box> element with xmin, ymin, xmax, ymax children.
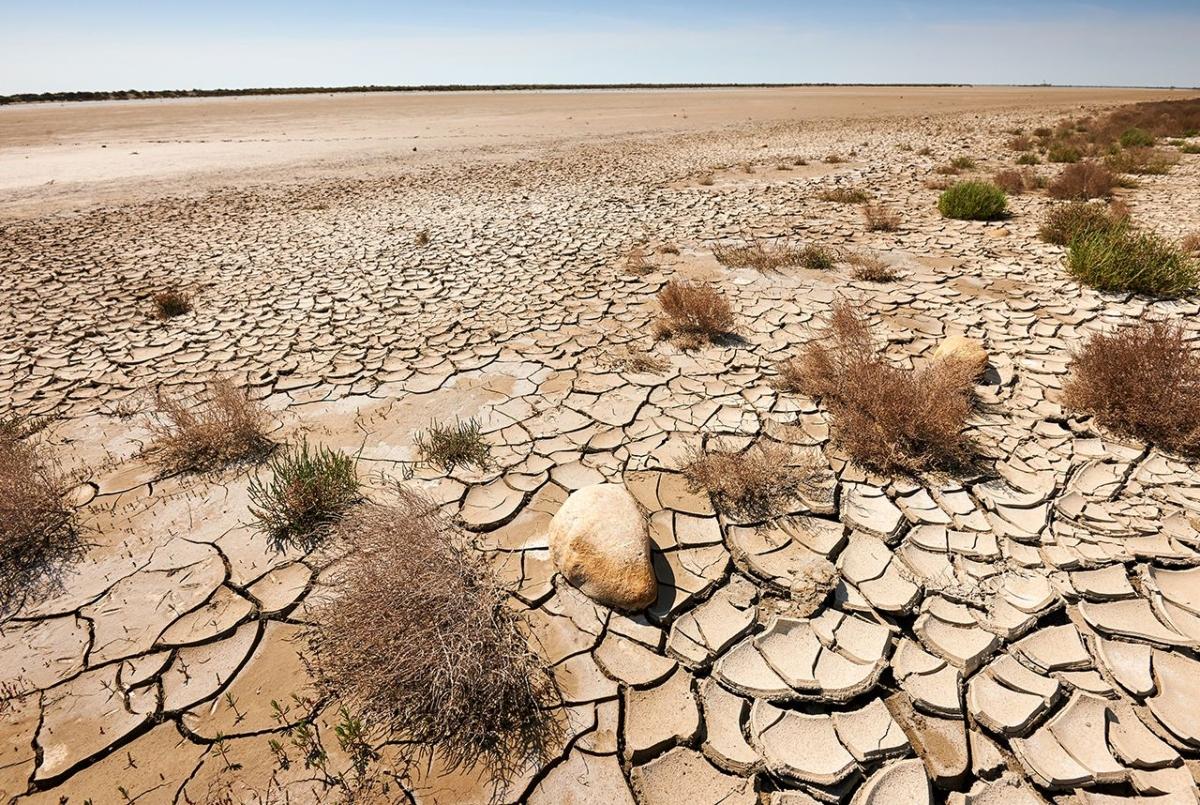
<box><xmin>2</xmin><ymin>1</ymin><xmax>1198</xmax><ymax>94</ymax></box>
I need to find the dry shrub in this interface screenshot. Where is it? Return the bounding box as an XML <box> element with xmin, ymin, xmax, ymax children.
<box><xmin>152</xmin><ymin>378</ymin><xmax>272</xmax><ymax>473</ymax></box>
<box><xmin>1182</xmin><ymin>232</ymin><xmax>1200</xmax><ymax>254</ymax></box>
<box><xmin>623</xmin><ymin>246</ymin><xmax>654</xmax><ymax>275</ymax></box>
<box><xmin>1106</xmin><ymin>147</ymin><xmax>1180</xmax><ymax>176</ymax></box>
<box><xmin>653</xmin><ymin>280</ymin><xmax>735</xmax><ymax>349</ymax></box>
<box><xmin>846</xmin><ymin>252</ymin><xmax>900</xmax><ymax>283</ymax></box>
<box><xmin>602</xmin><ymin>345</ymin><xmax>669</xmax><ymax>374</ymax></box>
<box><xmin>1007</xmin><ymin>135</ymin><xmax>1033</xmax><ymax>151</ymax></box>
<box><xmin>1038</xmin><ymin>201</ymin><xmax>1126</xmax><ymax>246</ymax></box>
<box><xmin>824</xmin><ymin>154</ymin><xmax>846</xmax><ymax>164</ymax></box>
<box><xmin>1064</xmin><ymin>321</ymin><xmax>1200</xmax><ymax>454</ymax></box>
<box><xmin>778</xmin><ymin>305</ymin><xmax>976</xmax><ymax>474</ymax></box>
<box><xmin>819</xmin><ymin>187</ymin><xmax>871</xmax><ymax>204</ymax></box>
<box><xmin>992</xmin><ymin>170</ymin><xmax>1025</xmax><ymax>194</ymax></box>
<box><xmin>414</xmin><ymin>229</ymin><xmax>431</xmax><ymax>247</ymax></box>
<box><xmin>1048</xmin><ymin>162</ymin><xmax>1115</xmax><ymax>200</ymax></box>
<box><xmin>1047</xmin><ymin>143</ymin><xmax>1082</xmax><ymax>163</ymax></box>
<box><xmin>697</xmin><ymin>173</ymin><xmax>716</xmax><ymax>186</ymax></box>
<box><xmin>309</xmin><ymin>490</ymin><xmax>562</xmax><ymax>786</ymax></box>
<box><xmin>0</xmin><ymin>428</ymin><xmax>80</xmax><ymax>613</ymax></box>
<box><xmin>153</xmin><ymin>288</ymin><xmax>191</xmax><ymax>319</ymax></box>
<box><xmin>658</xmin><ymin>243</ymin><xmax>681</xmax><ymax>256</ymax></box>
<box><xmin>861</xmin><ymin>203</ymin><xmax>900</xmax><ymax>232</ymax></box>
<box><xmin>682</xmin><ymin>441</ymin><xmax>825</xmax><ymax>521</ymax></box>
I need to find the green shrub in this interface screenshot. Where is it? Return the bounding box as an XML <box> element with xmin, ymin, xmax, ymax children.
<box><xmin>938</xmin><ymin>181</ymin><xmax>1007</xmax><ymax>221</ymax></box>
<box><xmin>1181</xmin><ymin>143</ymin><xmax>1200</xmax><ymax>155</ymax></box>
<box><xmin>415</xmin><ymin>418</ymin><xmax>492</xmax><ymax>471</ymax></box>
<box><xmin>949</xmin><ymin>156</ymin><xmax>976</xmax><ymax>170</ymax></box>
<box><xmin>249</xmin><ymin>439</ymin><xmax>361</xmax><ymax>549</ymax></box>
<box><xmin>1067</xmin><ymin>228</ymin><xmax>1199</xmax><ymax>297</ymax></box>
<box><xmin>1119</xmin><ymin>128</ymin><xmax>1155</xmax><ymax>148</ymax></box>
<box><xmin>1039</xmin><ymin>202</ymin><xmax>1125</xmax><ymax>246</ymax></box>
<box><xmin>1048</xmin><ymin>143</ymin><xmax>1082</xmax><ymax>163</ymax></box>
<box><xmin>1016</xmin><ymin>153</ymin><xmax>1040</xmax><ymax>166</ymax></box>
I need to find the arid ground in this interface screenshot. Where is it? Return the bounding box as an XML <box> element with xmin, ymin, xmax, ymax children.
<box><xmin>2</xmin><ymin>86</ymin><xmax>1200</xmax><ymax>804</ymax></box>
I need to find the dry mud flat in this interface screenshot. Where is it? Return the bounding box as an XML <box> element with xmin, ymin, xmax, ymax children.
<box><xmin>2</xmin><ymin>87</ymin><xmax>1200</xmax><ymax>804</ymax></box>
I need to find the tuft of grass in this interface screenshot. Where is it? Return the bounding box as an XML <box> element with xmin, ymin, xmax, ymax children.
<box><xmin>991</xmin><ymin>170</ymin><xmax>1026</xmax><ymax>195</ymax></box>
<box><xmin>248</xmin><ymin>439</ymin><xmax>360</xmax><ymax>550</ymax></box>
<box><xmin>1182</xmin><ymin>232</ymin><xmax>1200</xmax><ymax>254</ymax></box>
<box><xmin>1106</xmin><ymin>147</ymin><xmax>1179</xmax><ymax>176</ymax></box>
<box><xmin>1016</xmin><ymin>152</ymin><xmax>1041</xmax><ymax>166</ymax></box>
<box><xmin>1047</xmin><ymin>143</ymin><xmax>1082</xmax><ymax>163</ymax></box>
<box><xmin>602</xmin><ymin>345</ymin><xmax>669</xmax><ymax>374</ymax></box>
<box><xmin>1064</xmin><ymin>321</ymin><xmax>1200</xmax><ymax>454</ymax></box>
<box><xmin>1</xmin><ymin>427</ymin><xmax>80</xmax><ymax>613</ymax></box>
<box><xmin>1067</xmin><ymin>227</ymin><xmax>1198</xmax><ymax>298</ymax></box>
<box><xmin>861</xmin><ymin>203</ymin><xmax>901</xmax><ymax>232</ymax></box>
<box><xmin>937</xmin><ymin>181</ymin><xmax>1007</xmax><ymax>221</ymax></box>
<box><xmin>153</xmin><ymin>288</ymin><xmax>191</xmax><ymax>319</ymax></box>
<box><xmin>777</xmin><ymin>305</ymin><xmax>976</xmax><ymax>474</ymax></box>
<box><xmin>1048</xmin><ymin>162</ymin><xmax>1115</xmax><ymax>201</ymax></box>
<box><xmin>415</xmin><ymin>418</ymin><xmax>492</xmax><ymax>472</ymax></box>
<box><xmin>1118</xmin><ymin>128</ymin><xmax>1155</xmax><ymax>148</ymax></box>
<box><xmin>652</xmin><ymin>280</ymin><xmax>735</xmax><ymax>350</ymax></box>
<box><xmin>151</xmin><ymin>378</ymin><xmax>273</xmax><ymax>473</ymax></box>
<box><xmin>414</xmin><ymin>229</ymin><xmax>431</xmax><ymax>247</ymax></box>
<box><xmin>623</xmin><ymin>246</ymin><xmax>655</xmax><ymax>275</ymax></box>
<box><xmin>682</xmin><ymin>441</ymin><xmax>825</xmax><ymax>521</ymax></box>
<box><xmin>949</xmin><ymin>156</ymin><xmax>976</xmax><ymax>170</ymax></box>
<box><xmin>846</xmin><ymin>252</ymin><xmax>900</xmax><ymax>283</ymax></box>
<box><xmin>1007</xmin><ymin>135</ymin><xmax>1033</xmax><ymax>152</ymax></box>
<box><xmin>1180</xmin><ymin>143</ymin><xmax>1200</xmax><ymax>155</ymax></box>
<box><xmin>308</xmin><ymin>488</ymin><xmax>562</xmax><ymax>785</ymax></box>
<box><xmin>818</xmin><ymin>187</ymin><xmax>871</xmax><ymax>204</ymax></box>
<box><xmin>824</xmin><ymin>154</ymin><xmax>846</xmax><ymax>164</ymax></box>
<box><xmin>1038</xmin><ymin>201</ymin><xmax>1126</xmax><ymax>246</ymax></box>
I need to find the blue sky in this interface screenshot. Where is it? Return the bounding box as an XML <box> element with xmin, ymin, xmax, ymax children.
<box><xmin>2</xmin><ymin>1</ymin><xmax>1198</xmax><ymax>93</ymax></box>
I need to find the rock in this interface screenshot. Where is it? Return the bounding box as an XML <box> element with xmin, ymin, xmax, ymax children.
<box><xmin>548</xmin><ymin>483</ymin><xmax>657</xmax><ymax>610</ymax></box>
<box><xmin>933</xmin><ymin>335</ymin><xmax>988</xmax><ymax>377</ymax></box>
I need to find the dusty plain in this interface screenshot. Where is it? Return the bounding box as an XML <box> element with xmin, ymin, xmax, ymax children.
<box><xmin>2</xmin><ymin>85</ymin><xmax>1200</xmax><ymax>804</ymax></box>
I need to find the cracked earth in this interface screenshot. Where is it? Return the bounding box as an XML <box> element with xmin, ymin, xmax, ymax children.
<box><xmin>2</xmin><ymin>88</ymin><xmax>1200</xmax><ymax>804</ymax></box>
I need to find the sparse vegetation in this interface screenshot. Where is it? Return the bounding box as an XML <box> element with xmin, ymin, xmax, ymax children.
<box><xmin>991</xmin><ymin>170</ymin><xmax>1027</xmax><ymax>195</ymax></box>
<box><xmin>1183</xmin><ymin>232</ymin><xmax>1200</xmax><ymax>254</ymax></box>
<box><xmin>937</xmin><ymin>181</ymin><xmax>1007</xmax><ymax>221</ymax></box>
<box><xmin>1119</xmin><ymin>128</ymin><xmax>1155</xmax><ymax>148</ymax></box>
<box><xmin>818</xmin><ymin>187</ymin><xmax>871</xmax><ymax>204</ymax></box>
<box><xmin>1</xmin><ymin>426</ymin><xmax>80</xmax><ymax>613</ymax></box>
<box><xmin>777</xmin><ymin>305</ymin><xmax>976</xmax><ymax>474</ymax></box>
<box><xmin>153</xmin><ymin>288</ymin><xmax>192</xmax><ymax>319</ymax></box>
<box><xmin>1106</xmin><ymin>147</ymin><xmax>1179</xmax><ymax>176</ymax></box>
<box><xmin>414</xmin><ymin>229</ymin><xmax>431</xmax><ymax>246</ymax></box>
<box><xmin>846</xmin><ymin>252</ymin><xmax>900</xmax><ymax>283</ymax></box>
<box><xmin>861</xmin><ymin>203</ymin><xmax>901</xmax><ymax>232</ymax></box>
<box><xmin>1006</xmin><ymin>135</ymin><xmax>1032</xmax><ymax>152</ymax></box>
<box><xmin>1067</xmin><ymin>227</ymin><xmax>1198</xmax><ymax>297</ymax></box>
<box><xmin>248</xmin><ymin>439</ymin><xmax>360</xmax><ymax>550</ymax></box>
<box><xmin>623</xmin><ymin>245</ymin><xmax>655</xmax><ymax>275</ymax></box>
<box><xmin>697</xmin><ymin>173</ymin><xmax>715</xmax><ymax>186</ymax></box>
<box><xmin>653</xmin><ymin>280</ymin><xmax>736</xmax><ymax>349</ymax></box>
<box><xmin>308</xmin><ymin>489</ymin><xmax>562</xmax><ymax>784</ymax></box>
<box><xmin>1048</xmin><ymin>162</ymin><xmax>1115</xmax><ymax>200</ymax></box>
<box><xmin>682</xmin><ymin>441</ymin><xmax>825</xmax><ymax>520</ymax></box>
<box><xmin>1064</xmin><ymin>321</ymin><xmax>1200</xmax><ymax>454</ymax></box>
<box><xmin>1047</xmin><ymin>143</ymin><xmax>1081</xmax><ymax>164</ymax></box>
<box><xmin>151</xmin><ymin>378</ymin><xmax>273</xmax><ymax>473</ymax></box>
<box><xmin>415</xmin><ymin>418</ymin><xmax>492</xmax><ymax>472</ymax></box>
<box><xmin>824</xmin><ymin>154</ymin><xmax>846</xmax><ymax>164</ymax></box>
<box><xmin>1038</xmin><ymin>201</ymin><xmax>1125</xmax><ymax>246</ymax></box>
<box><xmin>1015</xmin><ymin>152</ymin><xmax>1040</xmax><ymax>166</ymax></box>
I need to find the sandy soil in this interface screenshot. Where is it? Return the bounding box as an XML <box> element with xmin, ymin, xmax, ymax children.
<box><xmin>0</xmin><ymin>86</ymin><xmax>1186</xmax><ymax>216</ymax></box>
<box><xmin>3</xmin><ymin>87</ymin><xmax>1200</xmax><ymax>805</ymax></box>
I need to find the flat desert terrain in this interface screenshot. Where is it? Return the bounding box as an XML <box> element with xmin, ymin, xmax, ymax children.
<box><xmin>3</xmin><ymin>86</ymin><xmax>1200</xmax><ymax>805</ymax></box>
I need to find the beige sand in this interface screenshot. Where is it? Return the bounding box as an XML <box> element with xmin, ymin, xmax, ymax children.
<box><xmin>0</xmin><ymin>85</ymin><xmax>1186</xmax><ymax>216</ymax></box>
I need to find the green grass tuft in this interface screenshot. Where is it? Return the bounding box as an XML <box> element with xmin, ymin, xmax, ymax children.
<box><xmin>415</xmin><ymin>418</ymin><xmax>492</xmax><ymax>472</ymax></box>
<box><xmin>248</xmin><ymin>439</ymin><xmax>361</xmax><ymax>549</ymax></box>
<box><xmin>937</xmin><ymin>181</ymin><xmax>1007</xmax><ymax>221</ymax></box>
<box><xmin>1067</xmin><ymin>228</ymin><xmax>1199</xmax><ymax>298</ymax></box>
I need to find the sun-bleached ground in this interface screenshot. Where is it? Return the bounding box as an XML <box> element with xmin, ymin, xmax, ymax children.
<box><xmin>2</xmin><ymin>87</ymin><xmax>1200</xmax><ymax>805</ymax></box>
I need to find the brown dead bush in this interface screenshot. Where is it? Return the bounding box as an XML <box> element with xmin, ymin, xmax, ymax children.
<box><xmin>152</xmin><ymin>378</ymin><xmax>273</xmax><ymax>473</ymax></box>
<box><xmin>309</xmin><ymin>489</ymin><xmax>562</xmax><ymax>786</ymax></box>
<box><xmin>1048</xmin><ymin>162</ymin><xmax>1115</xmax><ymax>200</ymax></box>
<box><xmin>861</xmin><ymin>203</ymin><xmax>900</xmax><ymax>232</ymax></box>
<box><xmin>623</xmin><ymin>246</ymin><xmax>655</xmax><ymax>275</ymax></box>
<box><xmin>1</xmin><ymin>428</ymin><xmax>80</xmax><ymax>613</ymax></box>
<box><xmin>778</xmin><ymin>305</ymin><xmax>976</xmax><ymax>474</ymax></box>
<box><xmin>1183</xmin><ymin>232</ymin><xmax>1200</xmax><ymax>254</ymax></box>
<box><xmin>682</xmin><ymin>441</ymin><xmax>826</xmax><ymax>521</ymax></box>
<box><xmin>846</xmin><ymin>252</ymin><xmax>900</xmax><ymax>283</ymax></box>
<box><xmin>818</xmin><ymin>187</ymin><xmax>871</xmax><ymax>204</ymax></box>
<box><xmin>1063</xmin><ymin>321</ymin><xmax>1200</xmax><ymax>454</ymax></box>
<box><xmin>153</xmin><ymin>287</ymin><xmax>191</xmax><ymax>319</ymax></box>
<box><xmin>991</xmin><ymin>169</ymin><xmax>1026</xmax><ymax>194</ymax></box>
<box><xmin>653</xmin><ymin>280</ymin><xmax>735</xmax><ymax>349</ymax></box>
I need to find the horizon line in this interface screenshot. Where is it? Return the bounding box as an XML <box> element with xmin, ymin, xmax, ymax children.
<box><xmin>6</xmin><ymin>82</ymin><xmax>1200</xmax><ymax>107</ymax></box>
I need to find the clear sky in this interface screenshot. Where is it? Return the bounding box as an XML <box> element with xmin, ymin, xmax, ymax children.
<box><xmin>2</xmin><ymin>1</ymin><xmax>1198</xmax><ymax>94</ymax></box>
